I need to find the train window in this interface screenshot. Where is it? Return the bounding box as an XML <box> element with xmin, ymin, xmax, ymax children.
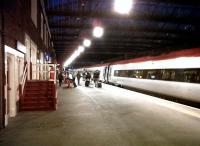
<box><xmin>174</xmin><ymin>69</ymin><xmax>184</xmax><ymax>82</ymax></box>
<box><xmin>114</xmin><ymin>70</ymin><xmax>119</xmax><ymax>76</ymax></box>
<box><xmin>161</xmin><ymin>70</ymin><xmax>176</xmax><ymax>81</ymax></box>
<box><xmin>114</xmin><ymin>69</ymin><xmax>200</xmax><ymax>84</ymax></box>
<box><xmin>129</xmin><ymin>70</ymin><xmax>136</xmax><ymax>78</ymax></box>
<box><xmin>135</xmin><ymin>70</ymin><xmax>144</xmax><ymax>79</ymax></box>
<box><xmin>183</xmin><ymin>69</ymin><xmax>200</xmax><ymax>83</ymax></box>
<box><xmin>114</xmin><ymin>70</ymin><xmax>127</xmax><ymax>77</ymax></box>
<box><xmin>146</xmin><ymin>70</ymin><xmax>158</xmax><ymax>79</ymax></box>
<box><xmin>119</xmin><ymin>70</ymin><xmax>126</xmax><ymax>77</ymax></box>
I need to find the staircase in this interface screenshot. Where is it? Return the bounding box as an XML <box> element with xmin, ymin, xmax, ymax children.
<box><xmin>19</xmin><ymin>80</ymin><xmax>57</xmax><ymax>111</ymax></box>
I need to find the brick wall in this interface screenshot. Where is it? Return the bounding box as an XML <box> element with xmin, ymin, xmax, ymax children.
<box><xmin>0</xmin><ymin>0</ymin><xmax>52</xmax><ymax>129</ymax></box>
<box><xmin>0</xmin><ymin>0</ymin><xmax>5</xmax><ymax>129</ymax></box>
<box><xmin>4</xmin><ymin>0</ymin><xmax>47</xmax><ymax>51</ymax></box>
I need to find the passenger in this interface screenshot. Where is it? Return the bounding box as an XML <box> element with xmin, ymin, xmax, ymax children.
<box><xmin>72</xmin><ymin>72</ymin><xmax>77</xmax><ymax>88</ymax></box>
<box><xmin>65</xmin><ymin>72</ymin><xmax>71</xmax><ymax>88</ymax></box>
<box><xmin>58</xmin><ymin>71</ymin><xmax>64</xmax><ymax>87</ymax></box>
<box><xmin>82</xmin><ymin>72</ymin><xmax>86</xmax><ymax>81</ymax></box>
<box><xmin>77</xmin><ymin>71</ymin><xmax>81</xmax><ymax>85</ymax></box>
<box><xmin>85</xmin><ymin>72</ymin><xmax>91</xmax><ymax>87</ymax></box>
<box><xmin>86</xmin><ymin>72</ymin><xmax>91</xmax><ymax>80</ymax></box>
<box><xmin>93</xmin><ymin>70</ymin><xmax>100</xmax><ymax>85</ymax></box>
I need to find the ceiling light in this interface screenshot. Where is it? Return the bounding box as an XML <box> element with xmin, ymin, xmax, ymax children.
<box><xmin>83</xmin><ymin>39</ymin><xmax>91</xmax><ymax>47</ymax></box>
<box><xmin>64</xmin><ymin>49</ymin><xmax>82</xmax><ymax>67</ymax></box>
<box><xmin>74</xmin><ymin>50</ymin><xmax>80</xmax><ymax>57</ymax></box>
<box><xmin>114</xmin><ymin>0</ymin><xmax>133</xmax><ymax>14</ymax></box>
<box><xmin>93</xmin><ymin>26</ymin><xmax>104</xmax><ymax>38</ymax></box>
<box><xmin>78</xmin><ymin>46</ymin><xmax>85</xmax><ymax>53</ymax></box>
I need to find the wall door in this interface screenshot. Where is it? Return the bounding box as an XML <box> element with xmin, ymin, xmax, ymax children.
<box><xmin>6</xmin><ymin>54</ymin><xmax>16</xmax><ymax>118</ymax></box>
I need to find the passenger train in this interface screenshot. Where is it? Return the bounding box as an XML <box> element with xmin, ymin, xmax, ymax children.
<box><xmin>77</xmin><ymin>48</ymin><xmax>200</xmax><ymax>106</ymax></box>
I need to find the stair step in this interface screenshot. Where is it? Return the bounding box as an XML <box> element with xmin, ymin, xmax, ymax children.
<box><xmin>23</xmin><ymin>96</ymin><xmax>53</xmax><ymax>99</ymax></box>
<box><xmin>25</xmin><ymin>88</ymin><xmax>48</xmax><ymax>90</ymax></box>
<box><xmin>22</xmin><ymin>102</ymin><xmax>53</xmax><ymax>107</ymax></box>
<box><xmin>24</xmin><ymin>88</ymin><xmax>52</xmax><ymax>91</ymax></box>
<box><xmin>24</xmin><ymin>92</ymin><xmax>48</xmax><ymax>95</ymax></box>
<box><xmin>25</xmin><ymin>87</ymin><xmax>52</xmax><ymax>90</ymax></box>
<box><xmin>24</xmin><ymin>92</ymin><xmax>49</xmax><ymax>96</ymax></box>
<box><xmin>22</xmin><ymin>100</ymin><xmax>54</xmax><ymax>103</ymax></box>
<box><xmin>25</xmin><ymin>85</ymin><xmax>50</xmax><ymax>88</ymax></box>
<box><xmin>20</xmin><ymin>80</ymin><xmax>56</xmax><ymax>111</ymax></box>
<box><xmin>20</xmin><ymin>106</ymin><xmax>54</xmax><ymax>111</ymax></box>
<box><xmin>22</xmin><ymin>97</ymin><xmax>54</xmax><ymax>101</ymax></box>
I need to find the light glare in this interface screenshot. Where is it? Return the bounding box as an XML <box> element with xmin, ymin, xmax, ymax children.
<box><xmin>78</xmin><ymin>46</ymin><xmax>85</xmax><ymax>53</ymax></box>
<box><xmin>114</xmin><ymin>0</ymin><xmax>133</xmax><ymax>14</ymax></box>
<box><xmin>93</xmin><ymin>26</ymin><xmax>104</xmax><ymax>38</ymax></box>
<box><xmin>64</xmin><ymin>50</ymin><xmax>81</xmax><ymax>67</ymax></box>
<box><xmin>83</xmin><ymin>39</ymin><xmax>91</xmax><ymax>47</ymax></box>
<box><xmin>74</xmin><ymin>50</ymin><xmax>80</xmax><ymax>57</ymax></box>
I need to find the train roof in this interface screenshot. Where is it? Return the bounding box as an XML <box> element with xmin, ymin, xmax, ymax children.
<box><xmin>111</xmin><ymin>48</ymin><xmax>200</xmax><ymax>65</ymax></box>
<box><xmin>79</xmin><ymin>48</ymin><xmax>200</xmax><ymax>68</ymax></box>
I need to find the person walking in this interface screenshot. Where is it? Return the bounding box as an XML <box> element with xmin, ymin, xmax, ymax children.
<box><xmin>72</xmin><ymin>72</ymin><xmax>77</xmax><ymax>88</ymax></box>
<box><xmin>58</xmin><ymin>71</ymin><xmax>64</xmax><ymax>87</ymax></box>
<box><xmin>77</xmin><ymin>71</ymin><xmax>81</xmax><ymax>85</ymax></box>
<box><xmin>93</xmin><ymin>70</ymin><xmax>100</xmax><ymax>86</ymax></box>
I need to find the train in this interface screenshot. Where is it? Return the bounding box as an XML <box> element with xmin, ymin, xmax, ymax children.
<box><xmin>76</xmin><ymin>48</ymin><xmax>200</xmax><ymax>106</ymax></box>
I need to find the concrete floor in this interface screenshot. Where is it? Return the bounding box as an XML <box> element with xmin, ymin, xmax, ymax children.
<box><xmin>1</xmin><ymin>82</ymin><xmax>200</xmax><ymax>146</ymax></box>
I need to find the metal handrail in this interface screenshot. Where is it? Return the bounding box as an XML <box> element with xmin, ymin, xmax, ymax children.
<box><xmin>19</xmin><ymin>63</ymin><xmax>27</xmax><ymax>98</ymax></box>
<box><xmin>31</xmin><ymin>63</ymin><xmax>57</xmax><ymax>84</ymax></box>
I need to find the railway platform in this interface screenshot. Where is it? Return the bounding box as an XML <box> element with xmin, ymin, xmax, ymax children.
<box><xmin>0</xmin><ymin>82</ymin><xmax>200</xmax><ymax>146</ymax></box>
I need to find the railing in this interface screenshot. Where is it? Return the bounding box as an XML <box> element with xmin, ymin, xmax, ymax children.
<box><xmin>19</xmin><ymin>63</ymin><xmax>28</xmax><ymax>99</ymax></box>
<box><xmin>31</xmin><ymin>63</ymin><xmax>57</xmax><ymax>84</ymax></box>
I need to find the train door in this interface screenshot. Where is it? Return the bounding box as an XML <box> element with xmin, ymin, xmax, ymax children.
<box><xmin>107</xmin><ymin>65</ymin><xmax>112</xmax><ymax>82</ymax></box>
<box><xmin>103</xmin><ymin>67</ymin><xmax>107</xmax><ymax>82</ymax></box>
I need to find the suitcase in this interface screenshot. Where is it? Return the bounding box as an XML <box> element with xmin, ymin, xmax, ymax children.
<box><xmin>96</xmin><ymin>82</ymin><xmax>102</xmax><ymax>88</ymax></box>
<box><xmin>85</xmin><ymin>80</ymin><xmax>90</xmax><ymax>87</ymax></box>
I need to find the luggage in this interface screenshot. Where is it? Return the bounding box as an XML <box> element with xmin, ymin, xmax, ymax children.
<box><xmin>96</xmin><ymin>82</ymin><xmax>102</xmax><ymax>88</ymax></box>
<box><xmin>85</xmin><ymin>80</ymin><xmax>90</xmax><ymax>87</ymax></box>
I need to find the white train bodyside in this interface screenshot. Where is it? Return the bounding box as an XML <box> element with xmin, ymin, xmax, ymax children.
<box><xmin>109</xmin><ymin>57</ymin><xmax>200</xmax><ymax>103</ymax></box>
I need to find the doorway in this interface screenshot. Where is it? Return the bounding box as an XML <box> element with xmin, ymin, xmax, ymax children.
<box><xmin>6</xmin><ymin>54</ymin><xmax>16</xmax><ymax>118</ymax></box>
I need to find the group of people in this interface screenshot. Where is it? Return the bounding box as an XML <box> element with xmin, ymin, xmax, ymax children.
<box><xmin>58</xmin><ymin>71</ymin><xmax>78</xmax><ymax>88</ymax></box>
<box><xmin>58</xmin><ymin>70</ymin><xmax>100</xmax><ymax>88</ymax></box>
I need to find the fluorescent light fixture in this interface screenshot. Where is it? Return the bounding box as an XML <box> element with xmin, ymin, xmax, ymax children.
<box><xmin>114</xmin><ymin>0</ymin><xmax>133</xmax><ymax>14</ymax></box>
<box><xmin>64</xmin><ymin>49</ymin><xmax>82</xmax><ymax>67</ymax></box>
<box><xmin>74</xmin><ymin>50</ymin><xmax>80</xmax><ymax>57</ymax></box>
<box><xmin>78</xmin><ymin>46</ymin><xmax>85</xmax><ymax>53</ymax></box>
<box><xmin>64</xmin><ymin>45</ymin><xmax>86</xmax><ymax>67</ymax></box>
<box><xmin>93</xmin><ymin>26</ymin><xmax>104</xmax><ymax>38</ymax></box>
<box><xmin>83</xmin><ymin>39</ymin><xmax>91</xmax><ymax>47</ymax></box>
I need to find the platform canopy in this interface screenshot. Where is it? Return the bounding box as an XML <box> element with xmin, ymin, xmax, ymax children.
<box><xmin>44</xmin><ymin>0</ymin><xmax>200</xmax><ymax>67</ymax></box>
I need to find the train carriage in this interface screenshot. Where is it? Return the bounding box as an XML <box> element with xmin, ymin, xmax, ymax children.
<box><xmin>79</xmin><ymin>48</ymin><xmax>200</xmax><ymax>105</ymax></box>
